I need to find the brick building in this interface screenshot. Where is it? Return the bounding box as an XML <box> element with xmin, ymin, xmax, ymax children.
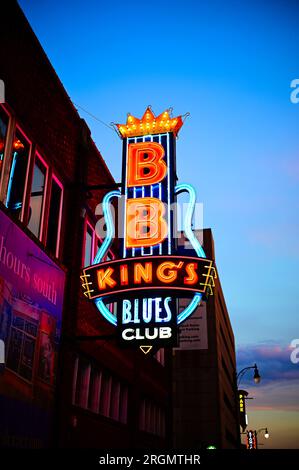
<box><xmin>173</xmin><ymin>229</ymin><xmax>240</xmax><ymax>449</ymax></box>
<box><xmin>0</xmin><ymin>0</ymin><xmax>171</xmax><ymax>448</ymax></box>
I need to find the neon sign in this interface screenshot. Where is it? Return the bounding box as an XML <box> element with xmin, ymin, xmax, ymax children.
<box><xmin>238</xmin><ymin>389</ymin><xmax>248</xmax><ymax>432</ymax></box>
<box><xmin>83</xmin><ymin>256</ymin><xmax>214</xmax><ymax>299</ymax></box>
<box><xmin>247</xmin><ymin>430</ymin><xmax>257</xmax><ymax>450</ymax></box>
<box><xmin>81</xmin><ymin>107</ymin><xmax>216</xmax><ymax>354</ymax></box>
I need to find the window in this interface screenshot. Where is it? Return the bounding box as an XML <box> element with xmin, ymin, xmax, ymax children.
<box><xmin>83</xmin><ymin>220</ymin><xmax>115</xmax><ymax>267</ymax></box>
<box><xmin>110</xmin><ymin>378</ymin><xmax>121</xmax><ymax>420</ymax></box>
<box><xmin>84</xmin><ymin>223</ymin><xmax>94</xmax><ymax>267</ymax></box>
<box><xmin>72</xmin><ymin>357</ymin><xmax>79</xmax><ymax>404</ymax></box>
<box><xmin>99</xmin><ymin>372</ymin><xmax>112</xmax><ymax>417</ymax></box>
<box><xmin>46</xmin><ymin>175</ymin><xmax>63</xmax><ymax>257</ymax></box>
<box><xmin>72</xmin><ymin>356</ymin><xmax>128</xmax><ymax>423</ymax></box>
<box><xmin>119</xmin><ymin>386</ymin><xmax>128</xmax><ymax>424</ymax></box>
<box><xmin>87</xmin><ymin>367</ymin><xmax>101</xmax><ymax>412</ymax></box>
<box><xmin>83</xmin><ymin>221</ymin><xmax>102</xmax><ymax>267</ymax></box>
<box><xmin>0</xmin><ymin>107</ymin><xmax>9</xmax><ymax>181</ymax></box>
<box><xmin>74</xmin><ymin>358</ymin><xmax>90</xmax><ymax>408</ymax></box>
<box><xmin>6</xmin><ymin>312</ymin><xmax>38</xmax><ymax>382</ymax></box>
<box><xmin>139</xmin><ymin>399</ymin><xmax>145</xmax><ymax>430</ymax></box>
<box><xmin>27</xmin><ymin>154</ymin><xmax>47</xmax><ymax>238</ymax></box>
<box><xmin>139</xmin><ymin>398</ymin><xmax>166</xmax><ymax>437</ymax></box>
<box><xmin>0</xmin><ymin>110</ymin><xmax>64</xmax><ymax>257</ymax></box>
<box><xmin>6</xmin><ymin>128</ymin><xmax>30</xmax><ymax>220</ymax></box>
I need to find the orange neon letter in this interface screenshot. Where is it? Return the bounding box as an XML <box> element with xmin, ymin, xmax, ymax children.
<box><xmin>120</xmin><ymin>265</ymin><xmax>129</xmax><ymax>285</ymax></box>
<box><xmin>184</xmin><ymin>263</ymin><xmax>198</xmax><ymax>285</ymax></box>
<box><xmin>127</xmin><ymin>142</ymin><xmax>167</xmax><ymax>187</ymax></box>
<box><xmin>126</xmin><ymin>197</ymin><xmax>168</xmax><ymax>248</ymax></box>
<box><xmin>97</xmin><ymin>267</ymin><xmax>116</xmax><ymax>290</ymax></box>
<box><xmin>156</xmin><ymin>261</ymin><xmax>183</xmax><ymax>284</ymax></box>
<box><xmin>134</xmin><ymin>262</ymin><xmax>153</xmax><ymax>284</ymax></box>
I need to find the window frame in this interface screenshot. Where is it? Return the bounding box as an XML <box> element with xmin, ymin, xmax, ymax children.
<box><xmin>26</xmin><ymin>151</ymin><xmax>49</xmax><ymax>241</ymax></box>
<box><xmin>3</xmin><ymin>123</ymin><xmax>32</xmax><ymax>223</ymax></box>
<box><xmin>83</xmin><ymin>219</ymin><xmax>95</xmax><ymax>267</ymax></box>
<box><xmin>72</xmin><ymin>356</ymin><xmax>128</xmax><ymax>423</ymax></box>
<box><xmin>82</xmin><ymin>217</ymin><xmax>115</xmax><ymax>268</ymax></box>
<box><xmin>44</xmin><ymin>171</ymin><xmax>64</xmax><ymax>259</ymax></box>
<box><xmin>6</xmin><ymin>309</ymin><xmax>39</xmax><ymax>384</ymax></box>
<box><xmin>0</xmin><ymin>105</ymin><xmax>64</xmax><ymax>260</ymax></box>
<box><xmin>0</xmin><ymin>104</ymin><xmax>12</xmax><ymax>193</ymax></box>
<box><xmin>51</xmin><ymin>173</ymin><xmax>64</xmax><ymax>259</ymax></box>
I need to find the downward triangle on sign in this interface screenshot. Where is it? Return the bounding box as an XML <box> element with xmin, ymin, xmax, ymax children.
<box><xmin>140</xmin><ymin>345</ymin><xmax>153</xmax><ymax>355</ymax></box>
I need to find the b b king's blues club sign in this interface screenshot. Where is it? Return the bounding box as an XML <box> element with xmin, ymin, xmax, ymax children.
<box><xmin>81</xmin><ymin>107</ymin><xmax>216</xmax><ymax>354</ymax></box>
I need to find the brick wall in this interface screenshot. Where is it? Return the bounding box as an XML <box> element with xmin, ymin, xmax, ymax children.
<box><xmin>0</xmin><ymin>1</ymin><xmax>172</xmax><ymax>449</ymax></box>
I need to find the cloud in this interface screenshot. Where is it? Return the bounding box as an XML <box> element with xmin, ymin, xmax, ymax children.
<box><xmin>237</xmin><ymin>342</ymin><xmax>299</xmax><ymax>412</ymax></box>
<box><xmin>242</xmin><ymin>409</ymin><xmax>299</xmax><ymax>449</ymax></box>
<box><xmin>245</xmin><ymin>379</ymin><xmax>299</xmax><ymax>412</ymax></box>
<box><xmin>237</xmin><ymin>342</ymin><xmax>299</xmax><ymax>383</ymax></box>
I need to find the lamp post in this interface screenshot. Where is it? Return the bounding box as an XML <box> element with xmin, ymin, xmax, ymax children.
<box><xmin>237</xmin><ymin>363</ymin><xmax>261</xmax><ymax>387</ymax></box>
<box><xmin>250</xmin><ymin>427</ymin><xmax>269</xmax><ymax>449</ymax></box>
<box><xmin>236</xmin><ymin>364</ymin><xmax>261</xmax><ymax>449</ymax></box>
<box><xmin>257</xmin><ymin>427</ymin><xmax>270</xmax><ymax>440</ymax></box>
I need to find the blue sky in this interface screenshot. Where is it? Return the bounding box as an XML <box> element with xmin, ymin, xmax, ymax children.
<box><xmin>19</xmin><ymin>0</ymin><xmax>299</xmax><ymax>447</ymax></box>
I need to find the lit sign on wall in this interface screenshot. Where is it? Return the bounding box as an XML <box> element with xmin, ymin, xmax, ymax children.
<box><xmin>247</xmin><ymin>430</ymin><xmax>257</xmax><ymax>450</ymax></box>
<box><xmin>239</xmin><ymin>389</ymin><xmax>248</xmax><ymax>432</ymax></box>
<box><xmin>81</xmin><ymin>107</ymin><xmax>216</xmax><ymax>354</ymax></box>
<box><xmin>82</xmin><ymin>256</ymin><xmax>214</xmax><ymax>299</ymax></box>
<box><xmin>238</xmin><ymin>390</ymin><xmax>248</xmax><ymax>432</ymax></box>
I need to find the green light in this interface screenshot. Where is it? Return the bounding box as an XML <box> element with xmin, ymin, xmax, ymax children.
<box><xmin>207</xmin><ymin>445</ymin><xmax>217</xmax><ymax>450</ymax></box>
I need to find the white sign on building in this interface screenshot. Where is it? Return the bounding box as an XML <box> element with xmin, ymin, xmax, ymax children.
<box><xmin>175</xmin><ymin>300</ymin><xmax>208</xmax><ymax>350</ymax></box>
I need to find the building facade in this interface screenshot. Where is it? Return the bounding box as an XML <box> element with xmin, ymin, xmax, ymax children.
<box><xmin>0</xmin><ymin>0</ymin><xmax>172</xmax><ymax>448</ymax></box>
<box><xmin>173</xmin><ymin>229</ymin><xmax>240</xmax><ymax>449</ymax></box>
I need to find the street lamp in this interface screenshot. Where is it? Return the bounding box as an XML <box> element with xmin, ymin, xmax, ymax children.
<box><xmin>253</xmin><ymin>365</ymin><xmax>261</xmax><ymax>384</ymax></box>
<box><xmin>237</xmin><ymin>363</ymin><xmax>261</xmax><ymax>387</ymax></box>
<box><xmin>235</xmin><ymin>364</ymin><xmax>261</xmax><ymax>448</ymax></box>
<box><xmin>258</xmin><ymin>427</ymin><xmax>269</xmax><ymax>439</ymax></box>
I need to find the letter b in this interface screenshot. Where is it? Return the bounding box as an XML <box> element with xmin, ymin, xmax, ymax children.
<box><xmin>126</xmin><ymin>197</ymin><xmax>167</xmax><ymax>248</ymax></box>
<box><xmin>127</xmin><ymin>142</ymin><xmax>166</xmax><ymax>187</ymax></box>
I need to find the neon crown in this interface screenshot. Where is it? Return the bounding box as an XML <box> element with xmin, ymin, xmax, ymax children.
<box><xmin>115</xmin><ymin>106</ymin><xmax>184</xmax><ymax>139</ymax></box>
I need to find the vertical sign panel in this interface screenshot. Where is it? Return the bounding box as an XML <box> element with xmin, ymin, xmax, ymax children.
<box><xmin>119</xmin><ymin>131</ymin><xmax>177</xmax><ymax>350</ymax></box>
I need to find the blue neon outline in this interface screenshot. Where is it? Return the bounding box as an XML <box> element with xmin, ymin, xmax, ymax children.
<box><xmin>6</xmin><ymin>151</ymin><xmax>17</xmax><ymax>208</ymax></box>
<box><xmin>93</xmin><ymin>185</ymin><xmax>206</xmax><ymax>327</ymax></box>
<box><xmin>175</xmin><ymin>183</ymin><xmax>206</xmax><ymax>324</ymax></box>
<box><xmin>93</xmin><ymin>189</ymin><xmax>121</xmax><ymax>326</ymax></box>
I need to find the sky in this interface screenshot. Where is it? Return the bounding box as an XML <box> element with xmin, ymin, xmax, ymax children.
<box><xmin>18</xmin><ymin>0</ymin><xmax>299</xmax><ymax>448</ymax></box>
